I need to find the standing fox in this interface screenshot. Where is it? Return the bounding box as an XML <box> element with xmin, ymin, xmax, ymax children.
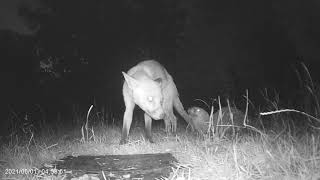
<box><xmin>120</xmin><ymin>60</ymin><xmax>195</xmax><ymax>144</ymax></box>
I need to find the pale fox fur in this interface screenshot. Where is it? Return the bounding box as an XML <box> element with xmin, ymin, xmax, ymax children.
<box><xmin>120</xmin><ymin>60</ymin><xmax>195</xmax><ymax>144</ymax></box>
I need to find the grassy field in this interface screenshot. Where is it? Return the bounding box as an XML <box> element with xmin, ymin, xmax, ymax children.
<box><xmin>1</xmin><ymin>112</ymin><xmax>319</xmax><ymax>180</ymax></box>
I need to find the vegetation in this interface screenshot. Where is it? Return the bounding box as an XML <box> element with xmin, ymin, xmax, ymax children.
<box><xmin>1</xmin><ymin>95</ymin><xmax>319</xmax><ymax>179</ymax></box>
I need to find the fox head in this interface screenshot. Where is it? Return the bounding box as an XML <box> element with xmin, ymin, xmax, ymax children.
<box><xmin>122</xmin><ymin>72</ymin><xmax>164</xmax><ymax>120</ymax></box>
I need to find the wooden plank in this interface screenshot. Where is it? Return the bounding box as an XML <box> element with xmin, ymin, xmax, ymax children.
<box><xmin>41</xmin><ymin>153</ymin><xmax>178</xmax><ymax>179</ymax></box>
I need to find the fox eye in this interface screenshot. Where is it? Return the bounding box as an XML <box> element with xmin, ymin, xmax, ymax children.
<box><xmin>147</xmin><ymin>96</ymin><xmax>153</xmax><ymax>102</ymax></box>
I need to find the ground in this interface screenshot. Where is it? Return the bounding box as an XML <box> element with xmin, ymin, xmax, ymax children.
<box><xmin>0</xmin><ymin>122</ymin><xmax>319</xmax><ymax>180</ymax></box>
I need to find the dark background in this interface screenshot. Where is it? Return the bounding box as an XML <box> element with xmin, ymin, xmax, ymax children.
<box><xmin>1</xmin><ymin>0</ymin><xmax>320</xmax><ymax>136</ymax></box>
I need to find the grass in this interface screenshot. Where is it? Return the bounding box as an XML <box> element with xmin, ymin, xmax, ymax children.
<box><xmin>1</xmin><ymin>63</ymin><xmax>319</xmax><ymax>180</ymax></box>
<box><xmin>0</xmin><ymin>115</ymin><xmax>319</xmax><ymax>180</ymax></box>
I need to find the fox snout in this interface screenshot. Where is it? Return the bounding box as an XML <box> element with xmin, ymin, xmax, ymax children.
<box><xmin>147</xmin><ymin>109</ymin><xmax>165</xmax><ymax>120</ymax></box>
<box><xmin>159</xmin><ymin>112</ymin><xmax>165</xmax><ymax>119</ymax></box>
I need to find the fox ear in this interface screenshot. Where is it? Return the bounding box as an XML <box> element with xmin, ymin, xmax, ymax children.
<box><xmin>122</xmin><ymin>72</ymin><xmax>139</xmax><ymax>90</ymax></box>
<box><xmin>154</xmin><ymin>78</ymin><xmax>162</xmax><ymax>86</ymax></box>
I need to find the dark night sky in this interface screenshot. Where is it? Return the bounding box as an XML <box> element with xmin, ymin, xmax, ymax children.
<box><xmin>1</xmin><ymin>0</ymin><xmax>320</xmax><ymax>134</ymax></box>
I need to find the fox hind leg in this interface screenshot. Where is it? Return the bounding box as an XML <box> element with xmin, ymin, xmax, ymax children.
<box><xmin>168</xmin><ymin>112</ymin><xmax>177</xmax><ymax>133</ymax></box>
<box><xmin>164</xmin><ymin>118</ymin><xmax>171</xmax><ymax>133</ymax></box>
<box><xmin>162</xmin><ymin>98</ymin><xmax>177</xmax><ymax>133</ymax></box>
<box><xmin>164</xmin><ymin>109</ymin><xmax>177</xmax><ymax>133</ymax></box>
